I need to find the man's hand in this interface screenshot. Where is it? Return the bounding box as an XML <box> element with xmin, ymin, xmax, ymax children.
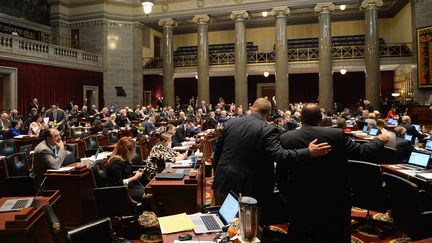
<box><xmin>308</xmin><ymin>139</ymin><xmax>331</xmax><ymax>157</ymax></box>
<box><xmin>56</xmin><ymin>140</ymin><xmax>65</xmax><ymax>150</ymax></box>
<box><xmin>376</xmin><ymin>134</ymin><xmax>389</xmax><ymax>143</ymax></box>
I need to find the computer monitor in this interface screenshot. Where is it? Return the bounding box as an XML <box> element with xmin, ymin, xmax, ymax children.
<box><xmin>408</xmin><ymin>151</ymin><xmax>430</xmax><ymax>168</ymax></box>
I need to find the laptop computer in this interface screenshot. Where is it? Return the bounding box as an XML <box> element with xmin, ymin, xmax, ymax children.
<box><xmin>425</xmin><ymin>140</ymin><xmax>432</xmax><ymax>151</ymax></box>
<box><xmin>369</xmin><ymin>128</ymin><xmax>379</xmax><ymax>136</ymax></box>
<box><xmin>405</xmin><ymin>134</ymin><xmax>413</xmax><ymax>142</ymax></box>
<box><xmin>0</xmin><ymin>197</ymin><xmax>34</xmax><ymax>212</ymax></box>
<box><xmin>155</xmin><ymin>173</ymin><xmax>185</xmax><ymax>180</ymax></box>
<box><xmin>401</xmin><ymin>151</ymin><xmax>431</xmax><ymax>170</ymax></box>
<box><xmin>362</xmin><ymin>125</ymin><xmax>369</xmax><ymax>133</ymax></box>
<box><xmin>19</xmin><ymin>144</ymin><xmax>33</xmax><ymax>156</ymax></box>
<box><xmin>413</xmin><ymin>124</ymin><xmax>421</xmax><ymax>132</ymax></box>
<box><xmin>188</xmin><ymin>192</ymin><xmax>239</xmax><ymax>234</ymax></box>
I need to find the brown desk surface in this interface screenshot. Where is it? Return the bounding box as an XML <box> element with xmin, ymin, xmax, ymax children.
<box><xmin>381</xmin><ymin>164</ymin><xmax>432</xmax><ymax>189</ymax></box>
<box><xmin>162</xmin><ymin>230</ymin><xmax>215</xmax><ymax>242</ymax></box>
<box><xmin>0</xmin><ymin>190</ymin><xmax>60</xmax><ymax>243</ymax></box>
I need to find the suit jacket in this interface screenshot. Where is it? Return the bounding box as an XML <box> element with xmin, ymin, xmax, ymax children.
<box><xmin>400</xmin><ymin>123</ymin><xmax>427</xmax><ymax>140</ymax></box>
<box><xmin>278</xmin><ymin>125</ymin><xmax>384</xmax><ymax>221</ymax></box>
<box><xmin>30</xmin><ymin>140</ymin><xmax>67</xmax><ymax>187</ymax></box>
<box><xmin>46</xmin><ymin>109</ymin><xmax>65</xmax><ymax>123</ymax></box>
<box><xmin>395</xmin><ymin>136</ymin><xmax>414</xmax><ymax>163</ymax></box>
<box><xmin>172</xmin><ymin>125</ymin><xmax>196</xmax><ymax>146</ymax></box>
<box><xmin>212</xmin><ymin>113</ymin><xmax>310</xmax><ymax>208</ymax></box>
<box><xmin>142</xmin><ymin>120</ymin><xmax>156</xmax><ymax>135</ymax></box>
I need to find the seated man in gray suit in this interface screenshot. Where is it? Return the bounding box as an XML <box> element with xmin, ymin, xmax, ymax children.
<box><xmin>30</xmin><ymin>128</ymin><xmax>67</xmax><ymax>187</ymax></box>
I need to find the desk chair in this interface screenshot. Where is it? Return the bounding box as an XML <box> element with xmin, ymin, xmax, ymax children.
<box><xmin>383</xmin><ymin>173</ymin><xmax>432</xmax><ymax>240</ymax></box>
<box><xmin>131</xmin><ymin>145</ymin><xmax>144</xmax><ymax>165</ymax></box>
<box><xmin>44</xmin><ymin>204</ymin><xmax>130</xmax><ymax>243</ymax></box>
<box><xmin>5</xmin><ymin>152</ymin><xmax>29</xmax><ymax>177</ymax></box>
<box><xmin>4</xmin><ymin>152</ymin><xmax>35</xmax><ymax>196</ymax></box>
<box><xmin>63</xmin><ymin>143</ymin><xmax>79</xmax><ymax>166</ymax></box>
<box><xmin>90</xmin><ymin>160</ymin><xmax>107</xmax><ymax>188</ymax></box>
<box><xmin>0</xmin><ymin>139</ymin><xmax>16</xmax><ymax>156</ymax></box>
<box><xmin>379</xmin><ymin>146</ymin><xmax>398</xmax><ymax>164</ymax></box>
<box><xmin>107</xmin><ymin>131</ymin><xmax>119</xmax><ymax>144</ymax></box>
<box><xmin>348</xmin><ymin>160</ymin><xmax>392</xmax><ymax>239</ymax></box>
<box><xmin>83</xmin><ymin>135</ymin><xmax>100</xmax><ymax>156</ymax></box>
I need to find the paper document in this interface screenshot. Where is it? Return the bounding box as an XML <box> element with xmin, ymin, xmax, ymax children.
<box><xmin>158</xmin><ymin>213</ymin><xmax>195</xmax><ymax>234</ymax></box>
<box><xmin>416</xmin><ymin>172</ymin><xmax>432</xmax><ymax>180</ymax></box>
<box><xmin>47</xmin><ymin>167</ymin><xmax>75</xmax><ymax>173</ymax></box>
<box><xmin>14</xmin><ymin>135</ymin><xmax>29</xmax><ymax>139</ymax></box>
<box><xmin>397</xmin><ymin>169</ymin><xmax>416</xmax><ymax>176</ymax></box>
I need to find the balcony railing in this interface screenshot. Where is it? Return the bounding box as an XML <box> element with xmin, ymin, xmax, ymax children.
<box><xmin>0</xmin><ymin>33</ymin><xmax>102</xmax><ymax>67</ymax></box>
<box><xmin>144</xmin><ymin>43</ymin><xmax>413</xmax><ymax>69</ymax></box>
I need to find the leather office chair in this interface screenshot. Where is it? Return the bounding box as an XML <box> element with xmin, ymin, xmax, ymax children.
<box><xmin>83</xmin><ymin>135</ymin><xmax>99</xmax><ymax>156</ymax></box>
<box><xmin>348</xmin><ymin>160</ymin><xmax>392</xmax><ymax>238</ymax></box>
<box><xmin>0</xmin><ymin>139</ymin><xmax>16</xmax><ymax>156</ymax></box>
<box><xmin>90</xmin><ymin>160</ymin><xmax>107</xmax><ymax>188</ymax></box>
<box><xmin>44</xmin><ymin>204</ymin><xmax>130</xmax><ymax>243</ymax></box>
<box><xmin>4</xmin><ymin>176</ymin><xmax>36</xmax><ymax>196</ymax></box>
<box><xmin>383</xmin><ymin>173</ymin><xmax>432</xmax><ymax>240</ymax></box>
<box><xmin>131</xmin><ymin>145</ymin><xmax>144</xmax><ymax>165</ymax></box>
<box><xmin>107</xmin><ymin>131</ymin><xmax>119</xmax><ymax>144</ymax></box>
<box><xmin>63</xmin><ymin>143</ymin><xmax>79</xmax><ymax>166</ymax></box>
<box><xmin>5</xmin><ymin>152</ymin><xmax>29</xmax><ymax>177</ymax></box>
<box><xmin>379</xmin><ymin>146</ymin><xmax>398</xmax><ymax>164</ymax></box>
<box><xmin>93</xmin><ymin>186</ymin><xmax>142</xmax><ymax>220</ymax></box>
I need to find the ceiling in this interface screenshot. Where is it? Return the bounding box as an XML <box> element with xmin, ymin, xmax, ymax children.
<box><xmin>138</xmin><ymin>0</ymin><xmax>409</xmax><ymax>34</ymax></box>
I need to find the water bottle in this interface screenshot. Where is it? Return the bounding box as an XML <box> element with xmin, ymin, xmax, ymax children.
<box><xmin>190</xmin><ymin>155</ymin><xmax>197</xmax><ymax>164</ymax></box>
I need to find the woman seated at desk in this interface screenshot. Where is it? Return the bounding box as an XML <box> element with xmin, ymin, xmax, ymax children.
<box><xmin>106</xmin><ymin>137</ymin><xmax>145</xmax><ymax>201</ymax></box>
<box><xmin>28</xmin><ymin>115</ymin><xmax>45</xmax><ymax>137</ymax></box>
<box><xmin>145</xmin><ymin>133</ymin><xmax>187</xmax><ymax>179</ymax></box>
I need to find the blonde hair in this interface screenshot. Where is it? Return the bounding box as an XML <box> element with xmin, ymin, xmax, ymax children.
<box><xmin>108</xmin><ymin>137</ymin><xmax>136</xmax><ymax>163</ymax></box>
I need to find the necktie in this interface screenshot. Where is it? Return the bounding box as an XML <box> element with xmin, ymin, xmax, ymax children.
<box><xmin>52</xmin><ymin>147</ymin><xmax>56</xmax><ymax>156</ymax></box>
<box><xmin>53</xmin><ymin>112</ymin><xmax>57</xmax><ymax>120</ymax></box>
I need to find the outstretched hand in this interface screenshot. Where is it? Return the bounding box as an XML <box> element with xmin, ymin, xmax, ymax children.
<box><xmin>308</xmin><ymin>139</ymin><xmax>331</xmax><ymax>157</ymax></box>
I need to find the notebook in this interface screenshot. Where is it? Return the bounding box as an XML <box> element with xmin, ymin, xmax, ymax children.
<box><xmin>188</xmin><ymin>192</ymin><xmax>239</xmax><ymax>234</ymax></box>
<box><xmin>425</xmin><ymin>140</ymin><xmax>432</xmax><ymax>151</ymax></box>
<box><xmin>369</xmin><ymin>128</ymin><xmax>379</xmax><ymax>136</ymax></box>
<box><xmin>402</xmin><ymin>151</ymin><xmax>431</xmax><ymax>170</ymax></box>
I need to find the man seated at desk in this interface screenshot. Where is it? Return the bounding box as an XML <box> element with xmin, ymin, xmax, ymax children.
<box><xmin>172</xmin><ymin>118</ymin><xmax>196</xmax><ymax>147</ymax></box>
<box><xmin>30</xmin><ymin>128</ymin><xmax>67</xmax><ymax>187</ymax></box>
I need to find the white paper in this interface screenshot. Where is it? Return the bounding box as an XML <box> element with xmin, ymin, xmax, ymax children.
<box><xmin>43</xmin><ymin>117</ymin><xmax>49</xmax><ymax>124</ymax></box>
<box><xmin>47</xmin><ymin>167</ymin><xmax>75</xmax><ymax>172</ymax></box>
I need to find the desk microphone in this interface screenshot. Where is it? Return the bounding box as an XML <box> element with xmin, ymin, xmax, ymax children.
<box><xmin>32</xmin><ymin>176</ymin><xmax>48</xmax><ymax>206</ymax></box>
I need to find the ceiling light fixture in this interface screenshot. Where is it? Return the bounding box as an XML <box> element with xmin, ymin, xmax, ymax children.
<box><xmin>195</xmin><ymin>74</ymin><xmax>198</xmax><ymax>79</ymax></box>
<box><xmin>339</xmin><ymin>5</ymin><xmax>346</xmax><ymax>11</ymax></box>
<box><xmin>142</xmin><ymin>1</ymin><xmax>154</xmax><ymax>15</ymax></box>
<box><xmin>264</xmin><ymin>71</ymin><xmax>269</xmax><ymax>77</ymax></box>
<box><xmin>340</xmin><ymin>67</ymin><xmax>347</xmax><ymax>75</ymax></box>
<box><xmin>262</xmin><ymin>11</ymin><xmax>268</xmax><ymax>17</ymax></box>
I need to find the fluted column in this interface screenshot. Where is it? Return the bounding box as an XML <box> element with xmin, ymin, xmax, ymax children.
<box><xmin>158</xmin><ymin>18</ymin><xmax>176</xmax><ymax>107</ymax></box>
<box><xmin>362</xmin><ymin>0</ymin><xmax>383</xmax><ymax>109</ymax></box>
<box><xmin>271</xmin><ymin>7</ymin><xmax>290</xmax><ymax>111</ymax></box>
<box><xmin>193</xmin><ymin>14</ymin><xmax>210</xmax><ymax>105</ymax></box>
<box><xmin>230</xmin><ymin>11</ymin><xmax>248</xmax><ymax>109</ymax></box>
<box><xmin>315</xmin><ymin>3</ymin><xmax>335</xmax><ymax>111</ymax></box>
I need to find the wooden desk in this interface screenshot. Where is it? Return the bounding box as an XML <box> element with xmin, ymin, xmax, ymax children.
<box><xmin>13</xmin><ymin>136</ymin><xmax>44</xmax><ymax>151</ymax></box>
<box><xmin>145</xmin><ymin>166</ymin><xmax>204</xmax><ymax>216</ymax></box>
<box><xmin>162</xmin><ymin>230</ymin><xmax>215</xmax><ymax>242</ymax></box>
<box><xmin>381</xmin><ymin>164</ymin><xmax>432</xmax><ymax>190</ymax></box>
<box><xmin>43</xmin><ymin>167</ymin><xmax>96</xmax><ymax>228</ymax></box>
<box><xmin>0</xmin><ymin>190</ymin><xmax>60</xmax><ymax>243</ymax></box>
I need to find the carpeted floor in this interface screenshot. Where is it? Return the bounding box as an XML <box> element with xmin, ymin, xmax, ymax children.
<box><xmin>204</xmin><ymin>177</ymin><xmax>414</xmax><ymax>243</ymax></box>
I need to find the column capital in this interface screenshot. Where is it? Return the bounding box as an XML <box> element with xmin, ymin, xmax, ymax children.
<box><xmin>270</xmin><ymin>7</ymin><xmax>290</xmax><ymax>17</ymax></box>
<box><xmin>192</xmin><ymin>14</ymin><xmax>210</xmax><ymax>24</ymax></box>
<box><xmin>314</xmin><ymin>2</ymin><xmax>336</xmax><ymax>13</ymax></box>
<box><xmin>158</xmin><ymin>18</ymin><xmax>176</xmax><ymax>27</ymax></box>
<box><xmin>230</xmin><ymin>10</ymin><xmax>249</xmax><ymax>21</ymax></box>
<box><xmin>361</xmin><ymin>0</ymin><xmax>383</xmax><ymax>9</ymax></box>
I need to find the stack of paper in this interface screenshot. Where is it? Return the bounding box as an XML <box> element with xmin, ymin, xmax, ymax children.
<box><xmin>158</xmin><ymin>213</ymin><xmax>195</xmax><ymax>234</ymax></box>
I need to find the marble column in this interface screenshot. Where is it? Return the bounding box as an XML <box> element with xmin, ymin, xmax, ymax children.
<box><xmin>230</xmin><ymin>11</ymin><xmax>248</xmax><ymax>109</ymax></box>
<box><xmin>193</xmin><ymin>14</ymin><xmax>210</xmax><ymax>105</ymax></box>
<box><xmin>271</xmin><ymin>7</ymin><xmax>290</xmax><ymax>111</ymax></box>
<box><xmin>362</xmin><ymin>0</ymin><xmax>383</xmax><ymax>109</ymax></box>
<box><xmin>158</xmin><ymin>18</ymin><xmax>176</xmax><ymax>107</ymax></box>
<box><xmin>315</xmin><ymin>3</ymin><xmax>335</xmax><ymax>111</ymax></box>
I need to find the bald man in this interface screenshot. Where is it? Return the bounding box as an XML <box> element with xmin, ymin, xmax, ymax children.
<box><xmin>212</xmin><ymin>98</ymin><xmax>330</xmax><ymax>225</ymax></box>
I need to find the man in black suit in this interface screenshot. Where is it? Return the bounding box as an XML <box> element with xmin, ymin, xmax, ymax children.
<box><xmin>212</xmin><ymin>98</ymin><xmax>331</xmax><ymax>225</ymax></box>
<box><xmin>172</xmin><ymin>118</ymin><xmax>195</xmax><ymax>147</ymax></box>
<box><xmin>394</xmin><ymin>126</ymin><xmax>414</xmax><ymax>163</ymax></box>
<box><xmin>400</xmin><ymin>115</ymin><xmax>428</xmax><ymax>141</ymax></box>
<box><xmin>29</xmin><ymin>98</ymin><xmax>41</xmax><ymax>114</ymax></box>
<box><xmin>279</xmin><ymin>103</ymin><xmax>388</xmax><ymax>243</ymax></box>
<box><xmin>46</xmin><ymin>105</ymin><xmax>66</xmax><ymax>131</ymax></box>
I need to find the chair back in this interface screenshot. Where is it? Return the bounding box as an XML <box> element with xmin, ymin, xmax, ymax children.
<box><xmin>0</xmin><ymin>139</ymin><xmax>16</xmax><ymax>156</ymax></box>
<box><xmin>93</xmin><ymin>186</ymin><xmax>138</xmax><ymax>218</ymax></box>
<box><xmin>356</xmin><ymin>120</ymin><xmax>367</xmax><ymax>130</ymax></box>
<box><xmin>68</xmin><ymin>218</ymin><xmax>114</xmax><ymax>243</ymax></box>
<box><xmin>131</xmin><ymin>145</ymin><xmax>144</xmax><ymax>165</ymax></box>
<box><xmin>383</xmin><ymin>173</ymin><xmax>429</xmax><ymax>240</ymax></box>
<box><xmin>5</xmin><ymin>152</ymin><xmax>29</xmax><ymax>177</ymax></box>
<box><xmin>70</xmin><ymin>127</ymin><xmax>88</xmax><ymax>139</ymax></box>
<box><xmin>63</xmin><ymin>143</ymin><xmax>79</xmax><ymax>166</ymax></box>
<box><xmin>347</xmin><ymin>160</ymin><xmax>387</xmax><ymax>212</ymax></box>
<box><xmin>43</xmin><ymin>204</ymin><xmax>71</xmax><ymax>243</ymax></box>
<box><xmin>90</xmin><ymin>161</ymin><xmax>107</xmax><ymax>188</ymax></box>
<box><xmin>4</xmin><ymin>176</ymin><xmax>36</xmax><ymax>196</ymax></box>
<box><xmin>107</xmin><ymin>131</ymin><xmax>119</xmax><ymax>144</ymax></box>
<box><xmin>83</xmin><ymin>135</ymin><xmax>99</xmax><ymax>154</ymax></box>
<box><xmin>379</xmin><ymin>146</ymin><xmax>398</xmax><ymax>164</ymax></box>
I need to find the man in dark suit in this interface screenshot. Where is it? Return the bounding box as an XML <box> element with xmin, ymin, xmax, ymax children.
<box><xmin>46</xmin><ymin>105</ymin><xmax>66</xmax><ymax>131</ymax></box>
<box><xmin>172</xmin><ymin>118</ymin><xmax>196</xmax><ymax>147</ymax></box>
<box><xmin>394</xmin><ymin>126</ymin><xmax>414</xmax><ymax>163</ymax></box>
<box><xmin>142</xmin><ymin>116</ymin><xmax>156</xmax><ymax>135</ymax></box>
<box><xmin>212</xmin><ymin>98</ymin><xmax>331</xmax><ymax>225</ymax></box>
<box><xmin>29</xmin><ymin>98</ymin><xmax>41</xmax><ymax>114</ymax></box>
<box><xmin>400</xmin><ymin>115</ymin><xmax>428</xmax><ymax>141</ymax></box>
<box><xmin>279</xmin><ymin>103</ymin><xmax>388</xmax><ymax>243</ymax></box>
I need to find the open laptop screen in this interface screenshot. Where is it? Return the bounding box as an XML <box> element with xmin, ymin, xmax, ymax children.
<box><xmin>405</xmin><ymin>134</ymin><xmax>413</xmax><ymax>142</ymax></box>
<box><xmin>218</xmin><ymin>193</ymin><xmax>239</xmax><ymax>225</ymax></box>
<box><xmin>369</xmin><ymin>128</ymin><xmax>379</xmax><ymax>136</ymax></box>
<box><xmin>362</xmin><ymin>125</ymin><xmax>369</xmax><ymax>133</ymax></box>
<box><xmin>413</xmin><ymin>124</ymin><xmax>421</xmax><ymax>132</ymax></box>
<box><xmin>408</xmin><ymin>151</ymin><xmax>430</xmax><ymax>168</ymax></box>
<box><xmin>425</xmin><ymin>140</ymin><xmax>432</xmax><ymax>151</ymax></box>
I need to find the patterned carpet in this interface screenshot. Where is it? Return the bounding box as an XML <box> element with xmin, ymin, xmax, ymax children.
<box><xmin>204</xmin><ymin>178</ymin><xmax>414</xmax><ymax>243</ymax></box>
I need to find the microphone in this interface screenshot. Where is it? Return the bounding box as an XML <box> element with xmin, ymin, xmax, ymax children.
<box><xmin>32</xmin><ymin>176</ymin><xmax>48</xmax><ymax>206</ymax></box>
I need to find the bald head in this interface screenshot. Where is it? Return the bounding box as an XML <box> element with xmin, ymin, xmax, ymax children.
<box><xmin>252</xmin><ymin>98</ymin><xmax>272</xmax><ymax>116</ymax></box>
<box><xmin>301</xmin><ymin>103</ymin><xmax>322</xmax><ymax>126</ymax></box>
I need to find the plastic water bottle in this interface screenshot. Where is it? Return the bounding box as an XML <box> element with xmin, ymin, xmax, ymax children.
<box><xmin>190</xmin><ymin>155</ymin><xmax>197</xmax><ymax>164</ymax></box>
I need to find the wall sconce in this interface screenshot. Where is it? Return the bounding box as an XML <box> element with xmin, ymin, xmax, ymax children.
<box><xmin>264</xmin><ymin>71</ymin><xmax>269</xmax><ymax>77</ymax></box>
<box><xmin>142</xmin><ymin>1</ymin><xmax>154</xmax><ymax>15</ymax></box>
<box><xmin>340</xmin><ymin>67</ymin><xmax>347</xmax><ymax>75</ymax></box>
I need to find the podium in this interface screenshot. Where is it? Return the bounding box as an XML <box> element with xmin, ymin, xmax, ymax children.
<box><xmin>0</xmin><ymin>190</ymin><xmax>60</xmax><ymax>243</ymax></box>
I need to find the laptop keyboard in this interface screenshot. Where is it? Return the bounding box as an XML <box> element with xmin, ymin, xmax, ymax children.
<box><xmin>201</xmin><ymin>215</ymin><xmax>221</xmax><ymax>231</ymax></box>
<box><xmin>12</xmin><ymin>199</ymin><xmax>30</xmax><ymax>210</ymax></box>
